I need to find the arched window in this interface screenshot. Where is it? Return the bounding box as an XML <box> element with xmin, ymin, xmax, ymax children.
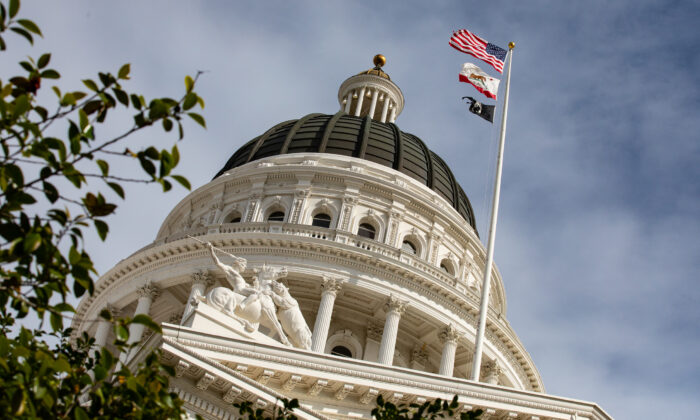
<box><xmin>225</xmin><ymin>212</ymin><xmax>242</xmax><ymax>223</ymax></box>
<box><xmin>357</xmin><ymin>223</ymin><xmax>376</xmax><ymax>239</ymax></box>
<box><xmin>330</xmin><ymin>345</ymin><xmax>353</xmax><ymax>358</ymax></box>
<box><xmin>440</xmin><ymin>259</ymin><xmax>455</xmax><ymax>275</ymax></box>
<box><xmin>401</xmin><ymin>240</ymin><xmax>417</xmax><ymax>255</ymax></box>
<box><xmin>267</xmin><ymin>211</ymin><xmax>285</xmax><ymax>222</ymax></box>
<box><xmin>312</xmin><ymin>213</ymin><xmax>331</xmax><ymax>228</ymax></box>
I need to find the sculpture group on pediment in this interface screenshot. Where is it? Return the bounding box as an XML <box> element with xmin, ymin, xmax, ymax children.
<box><xmin>203</xmin><ymin>242</ymin><xmax>311</xmax><ymax>350</ymax></box>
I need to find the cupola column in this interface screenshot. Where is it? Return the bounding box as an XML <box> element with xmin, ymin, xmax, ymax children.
<box><xmin>389</xmin><ymin>103</ymin><xmax>397</xmax><ymax>123</ymax></box>
<box><xmin>483</xmin><ymin>360</ymin><xmax>503</xmax><ymax>385</ymax></box>
<box><xmin>377</xmin><ymin>295</ymin><xmax>407</xmax><ymax>365</ymax></box>
<box><xmin>368</xmin><ymin>89</ymin><xmax>379</xmax><ymax>120</ymax></box>
<box><xmin>311</xmin><ymin>277</ymin><xmax>344</xmax><ymax>352</ymax></box>
<box><xmin>438</xmin><ymin>324</ymin><xmax>462</xmax><ymax>376</ymax></box>
<box><xmin>181</xmin><ymin>271</ymin><xmax>214</xmax><ymax>325</ymax></box>
<box><xmin>380</xmin><ymin>98</ymin><xmax>390</xmax><ymax>123</ymax></box>
<box><xmin>120</xmin><ymin>282</ymin><xmax>160</xmax><ymax>364</ymax></box>
<box><xmin>354</xmin><ymin>87</ymin><xmax>367</xmax><ymax>117</ymax></box>
<box><xmin>344</xmin><ymin>92</ymin><xmax>352</xmax><ymax>113</ymax></box>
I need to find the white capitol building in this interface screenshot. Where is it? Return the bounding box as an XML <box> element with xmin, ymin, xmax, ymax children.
<box><xmin>73</xmin><ymin>56</ymin><xmax>612</xmax><ymax>420</ymax></box>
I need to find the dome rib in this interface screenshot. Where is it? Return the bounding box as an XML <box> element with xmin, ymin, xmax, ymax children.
<box><xmin>319</xmin><ymin>111</ymin><xmax>344</xmax><ymax>153</ymax></box>
<box><xmin>281</xmin><ymin>113</ymin><xmax>324</xmax><ymax>154</ymax></box>
<box><xmin>215</xmin><ymin>113</ymin><xmax>477</xmax><ymax>233</ymax></box>
<box><xmin>357</xmin><ymin>116</ymin><xmax>372</xmax><ymax>159</ymax></box>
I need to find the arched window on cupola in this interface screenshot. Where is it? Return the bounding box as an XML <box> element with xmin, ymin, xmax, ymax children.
<box><xmin>357</xmin><ymin>222</ymin><xmax>377</xmax><ymax>239</ymax></box>
<box><xmin>267</xmin><ymin>211</ymin><xmax>286</xmax><ymax>222</ymax></box>
<box><xmin>312</xmin><ymin>213</ymin><xmax>332</xmax><ymax>228</ymax></box>
<box><xmin>224</xmin><ymin>211</ymin><xmax>242</xmax><ymax>223</ymax></box>
<box><xmin>401</xmin><ymin>239</ymin><xmax>417</xmax><ymax>255</ymax></box>
<box><xmin>440</xmin><ymin>259</ymin><xmax>455</xmax><ymax>275</ymax></box>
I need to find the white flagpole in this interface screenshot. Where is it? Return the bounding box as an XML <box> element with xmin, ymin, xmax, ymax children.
<box><xmin>471</xmin><ymin>42</ymin><xmax>515</xmax><ymax>381</ymax></box>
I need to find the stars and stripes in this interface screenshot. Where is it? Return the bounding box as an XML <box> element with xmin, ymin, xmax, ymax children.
<box><xmin>450</xmin><ymin>29</ymin><xmax>507</xmax><ymax>73</ymax></box>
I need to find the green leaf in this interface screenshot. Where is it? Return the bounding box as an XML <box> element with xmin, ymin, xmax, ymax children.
<box><xmin>113</xmin><ymin>88</ymin><xmax>128</xmax><ymax>106</ymax></box>
<box><xmin>11</xmin><ymin>27</ymin><xmax>33</xmax><ymax>44</ymax></box>
<box><xmin>162</xmin><ymin>118</ymin><xmax>173</xmax><ymax>132</ymax></box>
<box><xmin>131</xmin><ymin>314</ymin><xmax>161</xmax><ymax>333</ymax></box>
<box><xmin>171</xmin><ymin>175</ymin><xmax>191</xmax><ymax>190</ymax></box>
<box><xmin>49</xmin><ymin>311</ymin><xmax>63</xmax><ymax>331</ymax></box>
<box><xmin>107</xmin><ymin>182</ymin><xmax>125</xmax><ymax>199</ymax></box>
<box><xmin>23</xmin><ymin>233</ymin><xmax>41</xmax><ymax>253</ymax></box>
<box><xmin>79</xmin><ymin>109</ymin><xmax>89</xmax><ymax>131</ymax></box>
<box><xmin>40</xmin><ymin>69</ymin><xmax>60</xmax><ymax>79</ymax></box>
<box><xmin>37</xmin><ymin>53</ymin><xmax>50</xmax><ymax>68</ymax></box>
<box><xmin>9</xmin><ymin>0</ymin><xmax>19</xmax><ymax>18</ymax></box>
<box><xmin>74</xmin><ymin>406</ymin><xmax>90</xmax><ymax>420</ymax></box>
<box><xmin>187</xmin><ymin>112</ymin><xmax>206</xmax><ymax>128</ymax></box>
<box><xmin>185</xmin><ymin>75</ymin><xmax>194</xmax><ymax>93</ymax></box>
<box><xmin>115</xmin><ymin>325</ymin><xmax>129</xmax><ymax>342</ymax></box>
<box><xmin>82</xmin><ymin>79</ymin><xmax>98</xmax><ymax>91</ymax></box>
<box><xmin>42</xmin><ymin>181</ymin><xmax>59</xmax><ymax>203</ymax></box>
<box><xmin>19</xmin><ymin>60</ymin><xmax>33</xmax><ymax>72</ymax></box>
<box><xmin>13</xmin><ymin>94</ymin><xmax>30</xmax><ymax>118</ymax></box>
<box><xmin>118</xmin><ymin>63</ymin><xmax>131</xmax><ymax>79</ymax></box>
<box><xmin>94</xmin><ymin>219</ymin><xmax>108</xmax><ymax>241</ymax></box>
<box><xmin>96</xmin><ymin>159</ymin><xmax>109</xmax><ymax>176</ymax></box>
<box><xmin>53</xmin><ymin>302</ymin><xmax>75</xmax><ymax>312</ymax></box>
<box><xmin>182</xmin><ymin>92</ymin><xmax>197</xmax><ymax>111</ymax></box>
<box><xmin>17</xmin><ymin>19</ymin><xmax>42</xmax><ymax>36</ymax></box>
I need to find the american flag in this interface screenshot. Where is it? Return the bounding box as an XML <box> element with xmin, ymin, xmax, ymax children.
<box><xmin>450</xmin><ymin>29</ymin><xmax>507</xmax><ymax>73</ymax></box>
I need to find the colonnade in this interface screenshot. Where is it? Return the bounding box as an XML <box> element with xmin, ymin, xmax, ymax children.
<box><xmin>342</xmin><ymin>87</ymin><xmax>398</xmax><ymax>123</ymax></box>
<box><xmin>95</xmin><ymin>274</ymin><xmax>474</xmax><ymax>380</ymax></box>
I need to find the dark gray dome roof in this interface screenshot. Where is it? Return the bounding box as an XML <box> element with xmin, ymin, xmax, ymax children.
<box><xmin>215</xmin><ymin>112</ymin><xmax>477</xmax><ymax>232</ymax></box>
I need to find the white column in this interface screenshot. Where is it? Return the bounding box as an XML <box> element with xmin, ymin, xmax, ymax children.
<box><xmin>483</xmin><ymin>360</ymin><xmax>503</xmax><ymax>385</ymax></box>
<box><xmin>438</xmin><ymin>324</ymin><xmax>461</xmax><ymax>376</ymax></box>
<box><xmin>354</xmin><ymin>87</ymin><xmax>366</xmax><ymax>117</ymax></box>
<box><xmin>368</xmin><ymin>89</ymin><xmax>379</xmax><ymax>120</ymax></box>
<box><xmin>120</xmin><ymin>282</ymin><xmax>160</xmax><ymax>364</ymax></box>
<box><xmin>181</xmin><ymin>271</ymin><xmax>214</xmax><ymax>325</ymax></box>
<box><xmin>311</xmin><ymin>277</ymin><xmax>344</xmax><ymax>352</ymax></box>
<box><xmin>91</xmin><ymin>304</ymin><xmax>119</xmax><ymax>358</ymax></box>
<box><xmin>380</xmin><ymin>97</ymin><xmax>390</xmax><ymax>122</ymax></box>
<box><xmin>377</xmin><ymin>295</ymin><xmax>407</xmax><ymax>365</ymax></box>
<box><xmin>389</xmin><ymin>104</ymin><xmax>397</xmax><ymax>123</ymax></box>
<box><xmin>344</xmin><ymin>92</ymin><xmax>352</xmax><ymax>113</ymax></box>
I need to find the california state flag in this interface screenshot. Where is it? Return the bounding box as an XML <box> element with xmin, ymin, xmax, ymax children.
<box><xmin>459</xmin><ymin>63</ymin><xmax>500</xmax><ymax>100</ymax></box>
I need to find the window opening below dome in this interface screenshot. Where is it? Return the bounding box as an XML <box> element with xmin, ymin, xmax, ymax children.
<box><xmin>268</xmin><ymin>211</ymin><xmax>285</xmax><ymax>222</ymax></box>
<box><xmin>401</xmin><ymin>240</ymin><xmax>417</xmax><ymax>255</ymax></box>
<box><xmin>312</xmin><ymin>213</ymin><xmax>331</xmax><ymax>228</ymax></box>
<box><xmin>357</xmin><ymin>223</ymin><xmax>376</xmax><ymax>239</ymax></box>
<box><xmin>330</xmin><ymin>345</ymin><xmax>353</xmax><ymax>358</ymax></box>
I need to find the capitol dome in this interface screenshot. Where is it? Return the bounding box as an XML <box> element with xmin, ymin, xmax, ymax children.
<box><xmin>72</xmin><ymin>55</ymin><xmax>613</xmax><ymax>420</ymax></box>
<box><xmin>214</xmin><ymin>113</ymin><xmax>477</xmax><ymax>231</ymax></box>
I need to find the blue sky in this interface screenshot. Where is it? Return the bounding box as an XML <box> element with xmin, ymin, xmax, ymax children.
<box><xmin>4</xmin><ymin>1</ymin><xmax>699</xmax><ymax>418</ymax></box>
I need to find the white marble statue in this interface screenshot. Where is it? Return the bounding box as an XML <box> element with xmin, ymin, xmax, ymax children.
<box><xmin>205</xmin><ymin>243</ymin><xmax>292</xmax><ymax>346</ymax></box>
<box><xmin>271</xmin><ymin>281</ymin><xmax>313</xmax><ymax>350</ymax></box>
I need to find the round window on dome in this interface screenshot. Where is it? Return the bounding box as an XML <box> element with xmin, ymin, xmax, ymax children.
<box><xmin>312</xmin><ymin>213</ymin><xmax>331</xmax><ymax>228</ymax></box>
<box><xmin>268</xmin><ymin>211</ymin><xmax>285</xmax><ymax>222</ymax></box>
<box><xmin>330</xmin><ymin>345</ymin><xmax>353</xmax><ymax>358</ymax></box>
<box><xmin>357</xmin><ymin>223</ymin><xmax>376</xmax><ymax>239</ymax></box>
<box><xmin>225</xmin><ymin>211</ymin><xmax>242</xmax><ymax>223</ymax></box>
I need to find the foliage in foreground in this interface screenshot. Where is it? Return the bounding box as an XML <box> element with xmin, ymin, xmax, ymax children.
<box><xmin>0</xmin><ymin>0</ymin><xmax>204</xmax><ymax>417</ymax></box>
<box><xmin>0</xmin><ymin>1</ymin><xmax>482</xmax><ymax>418</ymax></box>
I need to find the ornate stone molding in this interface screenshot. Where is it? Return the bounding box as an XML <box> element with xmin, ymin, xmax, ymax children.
<box><xmin>191</xmin><ymin>270</ymin><xmax>214</xmax><ymax>287</ymax></box>
<box><xmin>175</xmin><ymin>360</ymin><xmax>190</xmax><ymax>377</ymax></box>
<box><xmin>334</xmin><ymin>384</ymin><xmax>353</xmax><ymax>400</ymax></box>
<box><xmin>136</xmin><ymin>282</ymin><xmax>160</xmax><ymax>301</ymax></box>
<box><xmin>283</xmin><ymin>375</ymin><xmax>302</xmax><ymax>391</ymax></box>
<box><xmin>366</xmin><ymin>321</ymin><xmax>383</xmax><ymax>341</ymax></box>
<box><xmin>257</xmin><ymin>369</ymin><xmax>275</xmax><ymax>385</ymax></box>
<box><xmin>308</xmin><ymin>379</ymin><xmax>327</xmax><ymax>396</ymax></box>
<box><xmin>320</xmin><ymin>276</ymin><xmax>344</xmax><ymax>296</ymax></box>
<box><xmin>438</xmin><ymin>324</ymin><xmax>462</xmax><ymax>345</ymax></box>
<box><xmin>196</xmin><ymin>373</ymin><xmax>216</xmax><ymax>390</ymax></box>
<box><xmin>359</xmin><ymin>388</ymin><xmax>379</xmax><ymax>405</ymax></box>
<box><xmin>384</xmin><ymin>295</ymin><xmax>407</xmax><ymax>315</ymax></box>
<box><xmin>222</xmin><ymin>385</ymin><xmax>242</xmax><ymax>403</ymax></box>
<box><xmin>411</xmin><ymin>346</ymin><xmax>428</xmax><ymax>366</ymax></box>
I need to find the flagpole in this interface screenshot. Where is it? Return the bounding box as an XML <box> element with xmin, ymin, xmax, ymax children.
<box><xmin>470</xmin><ymin>42</ymin><xmax>515</xmax><ymax>382</ymax></box>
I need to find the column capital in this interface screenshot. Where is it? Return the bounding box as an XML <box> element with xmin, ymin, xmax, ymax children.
<box><xmin>103</xmin><ymin>303</ymin><xmax>121</xmax><ymax>318</ymax></box>
<box><xmin>321</xmin><ymin>276</ymin><xmax>345</xmax><ymax>296</ymax></box>
<box><xmin>438</xmin><ymin>324</ymin><xmax>462</xmax><ymax>345</ymax></box>
<box><xmin>191</xmin><ymin>270</ymin><xmax>214</xmax><ymax>287</ymax></box>
<box><xmin>136</xmin><ymin>282</ymin><xmax>160</xmax><ymax>301</ymax></box>
<box><xmin>411</xmin><ymin>345</ymin><xmax>428</xmax><ymax>365</ymax></box>
<box><xmin>384</xmin><ymin>295</ymin><xmax>407</xmax><ymax>315</ymax></box>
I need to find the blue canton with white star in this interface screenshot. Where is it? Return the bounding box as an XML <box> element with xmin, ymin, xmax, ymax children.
<box><xmin>486</xmin><ymin>43</ymin><xmax>507</xmax><ymax>61</ymax></box>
